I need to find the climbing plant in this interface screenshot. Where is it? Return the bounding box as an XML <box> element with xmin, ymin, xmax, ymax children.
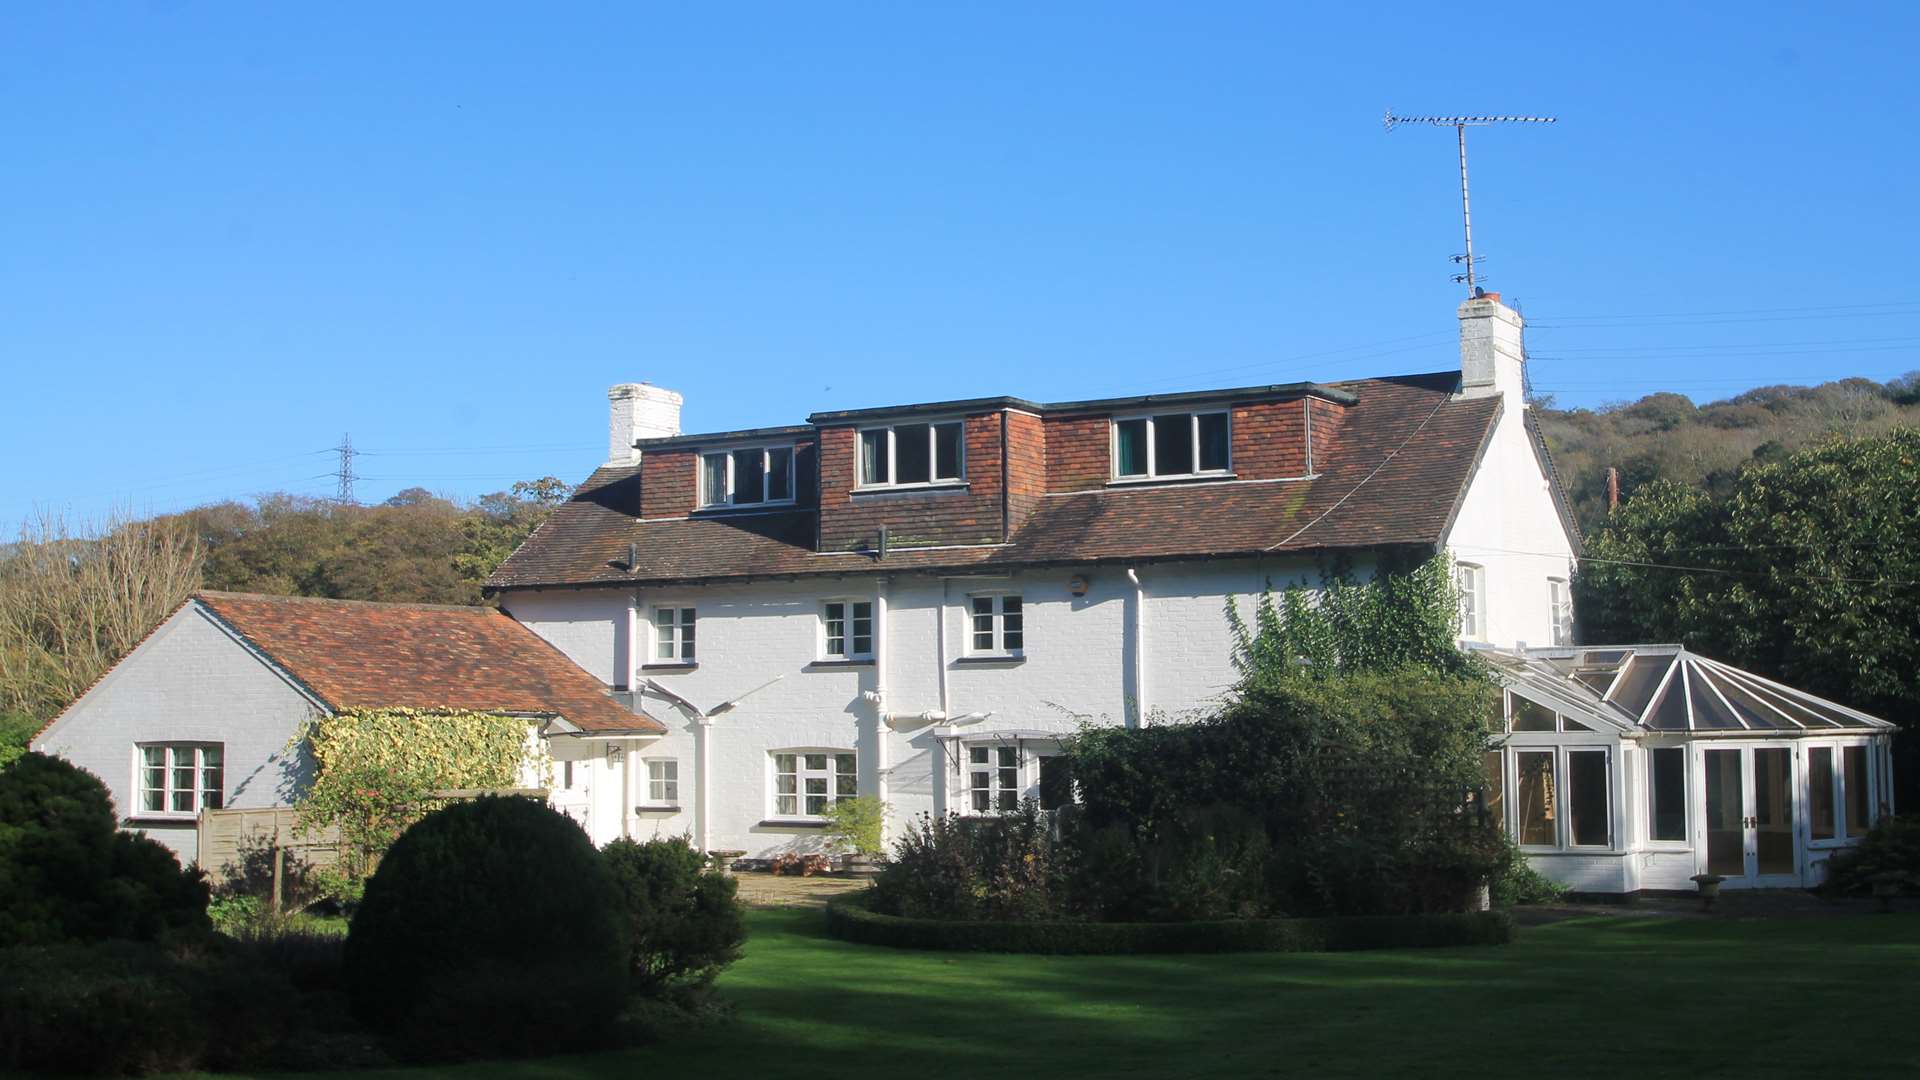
<box><xmin>294</xmin><ymin>708</ymin><xmax>547</xmax><ymax>894</ymax></box>
<box><xmin>1226</xmin><ymin>553</ymin><xmax>1475</xmax><ymax>682</ymax></box>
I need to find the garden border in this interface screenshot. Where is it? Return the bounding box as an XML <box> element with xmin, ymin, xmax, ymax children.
<box><xmin>824</xmin><ymin>893</ymin><xmax>1512</xmax><ymax>954</ymax></box>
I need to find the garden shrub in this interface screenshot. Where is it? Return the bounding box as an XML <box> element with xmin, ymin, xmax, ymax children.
<box><xmin>1822</xmin><ymin>815</ymin><xmax>1920</xmax><ymax>895</ymax></box>
<box><xmin>820</xmin><ymin>795</ymin><xmax>887</xmax><ymax>859</ymax></box>
<box><xmin>0</xmin><ymin>752</ymin><xmax>209</xmax><ymax>947</ymax></box>
<box><xmin>602</xmin><ymin>836</ymin><xmax>746</xmax><ymax>992</ymax></box>
<box><xmin>344</xmin><ymin>796</ymin><xmax>627</xmax><ymax>1061</ymax></box>
<box><xmin>869</xmin><ymin>802</ymin><xmax>1059</xmax><ymax>921</ymax></box>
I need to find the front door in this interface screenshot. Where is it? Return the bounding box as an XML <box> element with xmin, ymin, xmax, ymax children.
<box><xmin>1700</xmin><ymin>743</ymin><xmax>1801</xmax><ymax>887</ymax></box>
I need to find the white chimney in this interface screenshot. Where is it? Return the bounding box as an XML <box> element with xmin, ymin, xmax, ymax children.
<box><xmin>1457</xmin><ymin>291</ymin><xmax>1526</xmax><ymax>404</ymax></box>
<box><xmin>607</xmin><ymin>383</ymin><xmax>684</xmax><ymax>465</ymax></box>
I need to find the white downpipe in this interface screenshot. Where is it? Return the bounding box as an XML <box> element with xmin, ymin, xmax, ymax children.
<box><xmin>1127</xmin><ymin>567</ymin><xmax>1148</xmax><ymax>727</ymax></box>
<box><xmin>872</xmin><ymin>577</ymin><xmax>891</xmax><ymax>812</ymax></box>
<box><xmin>694</xmin><ymin>715</ymin><xmax>713</xmax><ymax>854</ymax></box>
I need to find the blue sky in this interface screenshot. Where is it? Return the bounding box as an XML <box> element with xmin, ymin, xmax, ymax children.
<box><xmin>3</xmin><ymin>2</ymin><xmax>1916</xmax><ymax>525</ymax></box>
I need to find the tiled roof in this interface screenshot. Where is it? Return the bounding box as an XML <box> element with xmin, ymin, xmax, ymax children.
<box><xmin>487</xmin><ymin>372</ymin><xmax>1502</xmax><ymax>588</ymax></box>
<box><xmin>193</xmin><ymin>591</ymin><xmax>662</xmax><ymax>732</ymax></box>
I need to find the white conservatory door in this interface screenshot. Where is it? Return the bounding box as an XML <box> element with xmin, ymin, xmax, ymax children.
<box><xmin>1698</xmin><ymin>743</ymin><xmax>1802</xmax><ymax>888</ymax></box>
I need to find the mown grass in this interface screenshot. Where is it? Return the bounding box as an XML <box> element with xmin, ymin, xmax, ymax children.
<box><xmin>252</xmin><ymin>909</ymin><xmax>1920</xmax><ymax>1079</ymax></box>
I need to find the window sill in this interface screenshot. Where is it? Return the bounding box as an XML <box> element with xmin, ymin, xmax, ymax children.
<box><xmin>954</xmin><ymin>654</ymin><xmax>1025</xmax><ymax>666</ymax></box>
<box><xmin>757</xmin><ymin>818</ymin><xmax>830</xmax><ymax>830</ymax></box>
<box><xmin>125</xmin><ymin>816</ymin><xmax>200</xmax><ymax>827</ymax></box>
<box><xmin>1105</xmin><ymin>472</ymin><xmax>1236</xmax><ymax>488</ymax></box>
<box><xmin>633</xmin><ymin>805</ymin><xmax>683</xmax><ymax>814</ymax></box>
<box><xmin>851</xmin><ymin>481</ymin><xmax>970</xmax><ymax>497</ymax></box>
<box><xmin>692</xmin><ymin>501</ymin><xmax>798</xmax><ymax>516</ymax></box>
<box><xmin>641</xmin><ymin>662</ymin><xmax>698</xmax><ymax>672</ymax></box>
<box><xmin>806</xmin><ymin>659</ymin><xmax>874</xmax><ymax>670</ymax></box>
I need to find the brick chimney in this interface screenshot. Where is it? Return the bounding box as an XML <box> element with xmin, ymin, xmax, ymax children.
<box><xmin>607</xmin><ymin>383</ymin><xmax>683</xmax><ymax>465</ymax></box>
<box><xmin>1457</xmin><ymin>291</ymin><xmax>1526</xmax><ymax>404</ymax></box>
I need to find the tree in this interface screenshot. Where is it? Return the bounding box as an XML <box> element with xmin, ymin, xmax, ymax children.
<box><xmin>0</xmin><ymin>510</ymin><xmax>203</xmax><ymax>722</ymax></box>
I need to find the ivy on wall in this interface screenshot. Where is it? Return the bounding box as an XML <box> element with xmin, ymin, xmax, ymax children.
<box><xmin>294</xmin><ymin>708</ymin><xmax>549</xmax><ymax>890</ymax></box>
<box><xmin>1226</xmin><ymin>554</ymin><xmax>1474</xmax><ymax>681</ymax></box>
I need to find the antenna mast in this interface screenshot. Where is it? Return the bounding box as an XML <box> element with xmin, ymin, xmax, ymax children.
<box><xmin>1384</xmin><ymin>111</ymin><xmax>1556</xmax><ymax>295</ymax></box>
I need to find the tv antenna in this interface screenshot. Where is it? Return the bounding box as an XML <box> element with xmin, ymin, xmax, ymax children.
<box><xmin>1384</xmin><ymin>111</ymin><xmax>1556</xmax><ymax>295</ymax></box>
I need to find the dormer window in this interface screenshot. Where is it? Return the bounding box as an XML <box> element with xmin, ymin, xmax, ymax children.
<box><xmin>701</xmin><ymin>446</ymin><xmax>795</xmax><ymax>507</ymax></box>
<box><xmin>1112</xmin><ymin>412</ymin><xmax>1230</xmax><ymax>480</ymax></box>
<box><xmin>859</xmin><ymin>421</ymin><xmax>964</xmax><ymax>488</ymax></box>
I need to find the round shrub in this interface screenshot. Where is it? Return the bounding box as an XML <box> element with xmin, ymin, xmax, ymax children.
<box><xmin>0</xmin><ymin>752</ymin><xmax>210</xmax><ymax>947</ymax></box>
<box><xmin>343</xmin><ymin>796</ymin><xmax>627</xmax><ymax>1061</ymax></box>
<box><xmin>602</xmin><ymin>837</ymin><xmax>745</xmax><ymax>992</ymax></box>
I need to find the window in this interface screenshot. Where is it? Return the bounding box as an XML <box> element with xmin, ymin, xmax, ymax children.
<box><xmin>1566</xmin><ymin>750</ymin><xmax>1611</xmax><ymax>847</ymax></box>
<box><xmin>700</xmin><ymin>446</ymin><xmax>795</xmax><ymax>507</ymax></box>
<box><xmin>1649</xmin><ymin>747</ymin><xmax>1687</xmax><ymax>842</ymax></box>
<box><xmin>1511</xmin><ymin>695</ymin><xmax>1557</xmax><ymax>732</ymax></box>
<box><xmin>822</xmin><ymin>600</ymin><xmax>874</xmax><ymax>660</ymax></box>
<box><xmin>969</xmin><ymin>594</ymin><xmax>1024</xmax><ymax>656</ymax></box>
<box><xmin>653</xmin><ymin>607</ymin><xmax>696</xmax><ymax>663</ymax></box>
<box><xmin>1844</xmin><ymin>745</ymin><xmax>1872</xmax><ymax>838</ymax></box>
<box><xmin>968</xmin><ymin>745</ymin><xmax>1020</xmax><ymax>813</ymax></box>
<box><xmin>137</xmin><ymin>744</ymin><xmax>223</xmax><ymax>816</ymax></box>
<box><xmin>1455</xmin><ymin>563</ymin><xmax>1486</xmax><ymax>640</ymax></box>
<box><xmin>859</xmin><ymin>421</ymin><xmax>964</xmax><ymax>487</ymax></box>
<box><xmin>647</xmin><ymin>759</ymin><xmax>679</xmax><ymax>805</ymax></box>
<box><xmin>1548</xmin><ymin>578</ymin><xmax>1574</xmax><ymax>646</ymax></box>
<box><xmin>1810</xmin><ymin>746</ymin><xmax>1837</xmax><ymax>841</ymax></box>
<box><xmin>1112</xmin><ymin>412</ymin><xmax>1230</xmax><ymax>479</ymax></box>
<box><xmin>1478</xmin><ymin>751</ymin><xmax>1505</xmax><ymax>825</ymax></box>
<box><xmin>772</xmin><ymin>751</ymin><xmax>857</xmax><ymax>817</ymax></box>
<box><xmin>1515</xmin><ymin>750</ymin><xmax>1556</xmax><ymax>846</ymax></box>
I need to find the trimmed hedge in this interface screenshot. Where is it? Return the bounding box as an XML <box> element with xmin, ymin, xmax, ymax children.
<box><xmin>825</xmin><ymin>892</ymin><xmax>1510</xmax><ymax>955</ymax></box>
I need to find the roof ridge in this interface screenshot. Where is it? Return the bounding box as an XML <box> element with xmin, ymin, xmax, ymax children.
<box><xmin>195</xmin><ymin>589</ymin><xmax>504</xmax><ymax>616</ymax></box>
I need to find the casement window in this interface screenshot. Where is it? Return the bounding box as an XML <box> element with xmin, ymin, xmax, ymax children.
<box><xmin>653</xmin><ymin>606</ymin><xmax>696</xmax><ymax>663</ymax></box>
<box><xmin>701</xmin><ymin>445</ymin><xmax>795</xmax><ymax>508</ymax></box>
<box><xmin>969</xmin><ymin>594</ymin><xmax>1024</xmax><ymax>656</ymax></box>
<box><xmin>822</xmin><ymin>600</ymin><xmax>874</xmax><ymax>661</ymax></box>
<box><xmin>1506</xmin><ymin>692</ymin><xmax>1594</xmax><ymax>734</ymax></box>
<box><xmin>1565</xmin><ymin>750</ymin><xmax>1611</xmax><ymax>847</ymax></box>
<box><xmin>137</xmin><ymin>743</ymin><xmax>223</xmax><ymax>816</ymax></box>
<box><xmin>1455</xmin><ymin>562</ymin><xmax>1486</xmax><ymax>641</ymax></box>
<box><xmin>1808</xmin><ymin>744</ymin><xmax>1876</xmax><ymax>842</ymax></box>
<box><xmin>771</xmin><ymin>751</ymin><xmax>858</xmax><ymax>818</ymax></box>
<box><xmin>1648</xmin><ymin>746</ymin><xmax>1688</xmax><ymax>842</ymax></box>
<box><xmin>646</xmin><ymin>759</ymin><xmax>679</xmax><ymax>805</ymax></box>
<box><xmin>859</xmin><ymin>421</ymin><xmax>964</xmax><ymax>487</ymax></box>
<box><xmin>1112</xmin><ymin>411</ymin><xmax>1230</xmax><ymax>479</ymax></box>
<box><xmin>1548</xmin><ymin>578</ymin><xmax>1574</xmax><ymax>646</ymax></box>
<box><xmin>968</xmin><ymin>745</ymin><xmax>1021</xmax><ymax>813</ymax></box>
<box><xmin>1513</xmin><ymin>746</ymin><xmax>1613</xmax><ymax>850</ymax></box>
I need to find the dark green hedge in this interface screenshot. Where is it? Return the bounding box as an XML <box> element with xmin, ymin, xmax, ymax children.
<box><xmin>825</xmin><ymin>893</ymin><xmax>1510</xmax><ymax>955</ymax></box>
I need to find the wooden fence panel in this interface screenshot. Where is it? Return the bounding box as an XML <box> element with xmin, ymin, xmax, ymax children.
<box><xmin>196</xmin><ymin>806</ymin><xmax>346</xmax><ymax>881</ymax></box>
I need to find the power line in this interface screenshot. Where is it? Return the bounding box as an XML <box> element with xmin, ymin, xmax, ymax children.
<box><xmin>332</xmin><ymin>433</ymin><xmax>358</xmax><ymax>504</ymax></box>
<box><xmin>1449</xmin><ymin>543</ymin><xmax>1920</xmax><ymax>589</ymax></box>
<box><xmin>1265</xmin><ymin>392</ymin><xmax>1453</xmax><ymax>553</ymax></box>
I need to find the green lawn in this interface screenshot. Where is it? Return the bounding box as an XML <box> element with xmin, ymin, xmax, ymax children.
<box><xmin>274</xmin><ymin>909</ymin><xmax>1920</xmax><ymax>1079</ymax></box>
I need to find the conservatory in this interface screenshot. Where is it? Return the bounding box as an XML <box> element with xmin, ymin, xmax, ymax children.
<box><xmin>1479</xmin><ymin>645</ymin><xmax>1898</xmax><ymax>894</ymax></box>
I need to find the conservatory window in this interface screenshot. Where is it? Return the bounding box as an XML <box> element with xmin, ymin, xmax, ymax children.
<box><xmin>1455</xmin><ymin>563</ymin><xmax>1486</xmax><ymax>641</ymax></box>
<box><xmin>654</xmin><ymin>606</ymin><xmax>696</xmax><ymax>662</ymax></box>
<box><xmin>968</xmin><ymin>745</ymin><xmax>1020</xmax><ymax>813</ymax></box>
<box><xmin>1810</xmin><ymin>746</ymin><xmax>1838</xmax><ymax>841</ymax></box>
<box><xmin>969</xmin><ymin>594</ymin><xmax>1024</xmax><ymax>656</ymax></box>
<box><xmin>772</xmin><ymin>751</ymin><xmax>857</xmax><ymax>818</ymax></box>
<box><xmin>1478</xmin><ymin>751</ymin><xmax>1505</xmax><ymax>825</ymax></box>
<box><xmin>1515</xmin><ymin>751</ymin><xmax>1556</xmax><ymax>846</ymax></box>
<box><xmin>701</xmin><ymin>446</ymin><xmax>795</xmax><ymax>507</ymax></box>
<box><xmin>1566</xmin><ymin>750</ymin><xmax>1611</xmax><ymax>847</ymax></box>
<box><xmin>1112</xmin><ymin>412</ymin><xmax>1230</xmax><ymax>479</ymax></box>
<box><xmin>646</xmin><ymin>759</ymin><xmax>679</xmax><ymax>805</ymax></box>
<box><xmin>1844</xmin><ymin>746</ymin><xmax>1872</xmax><ymax>838</ymax></box>
<box><xmin>859</xmin><ymin>422</ymin><xmax>964</xmax><ymax>487</ymax></box>
<box><xmin>137</xmin><ymin>743</ymin><xmax>223</xmax><ymax>816</ymax></box>
<box><xmin>1649</xmin><ymin>747</ymin><xmax>1688</xmax><ymax>843</ymax></box>
<box><xmin>1511</xmin><ymin>695</ymin><xmax>1557</xmax><ymax>733</ymax></box>
<box><xmin>1548</xmin><ymin>578</ymin><xmax>1574</xmax><ymax>646</ymax></box>
<box><xmin>822</xmin><ymin>600</ymin><xmax>874</xmax><ymax>660</ymax></box>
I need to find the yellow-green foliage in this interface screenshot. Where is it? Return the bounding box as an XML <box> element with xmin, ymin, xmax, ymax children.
<box><xmin>295</xmin><ymin>708</ymin><xmax>547</xmax><ymax>887</ymax></box>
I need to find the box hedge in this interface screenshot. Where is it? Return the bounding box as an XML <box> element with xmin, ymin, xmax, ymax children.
<box><xmin>825</xmin><ymin>892</ymin><xmax>1510</xmax><ymax>955</ymax></box>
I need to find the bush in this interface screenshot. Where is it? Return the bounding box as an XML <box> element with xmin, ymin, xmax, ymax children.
<box><xmin>826</xmin><ymin>893</ymin><xmax>1510</xmax><ymax>955</ymax></box>
<box><xmin>602</xmin><ymin>837</ymin><xmax>746</xmax><ymax>992</ymax></box>
<box><xmin>1823</xmin><ymin>815</ymin><xmax>1920</xmax><ymax>895</ymax></box>
<box><xmin>344</xmin><ymin>796</ymin><xmax>628</xmax><ymax>1061</ymax></box>
<box><xmin>0</xmin><ymin>752</ymin><xmax>209</xmax><ymax>946</ymax></box>
<box><xmin>0</xmin><ymin>939</ymin><xmax>296</xmax><ymax>1075</ymax></box>
<box><xmin>0</xmin><ymin>712</ymin><xmax>35</xmax><ymax>770</ymax></box>
<box><xmin>869</xmin><ymin>803</ymin><xmax>1059</xmax><ymax>921</ymax></box>
<box><xmin>820</xmin><ymin>795</ymin><xmax>887</xmax><ymax>859</ymax></box>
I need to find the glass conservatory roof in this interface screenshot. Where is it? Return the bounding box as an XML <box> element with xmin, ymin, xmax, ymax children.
<box><xmin>1481</xmin><ymin>646</ymin><xmax>1896</xmax><ymax>735</ymax></box>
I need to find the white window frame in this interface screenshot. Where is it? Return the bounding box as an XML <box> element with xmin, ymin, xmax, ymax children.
<box><xmin>134</xmin><ymin>742</ymin><xmax>224</xmax><ymax>818</ymax></box>
<box><xmin>699</xmin><ymin>444</ymin><xmax>797</xmax><ymax>509</ymax></box>
<box><xmin>1804</xmin><ymin>739</ymin><xmax>1877</xmax><ymax>848</ymax></box>
<box><xmin>1455</xmin><ymin>562</ymin><xmax>1487</xmax><ymax>641</ymax></box>
<box><xmin>821</xmin><ymin>599</ymin><xmax>874</xmax><ymax>661</ymax></box>
<box><xmin>769</xmin><ymin>749</ymin><xmax>859</xmax><ymax>820</ymax></box>
<box><xmin>1644</xmin><ymin>743</ymin><xmax>1691</xmax><ymax>848</ymax></box>
<box><xmin>1548</xmin><ymin>577</ymin><xmax>1574</xmax><ymax>646</ymax></box>
<box><xmin>1509</xmin><ymin>744</ymin><xmax>1616</xmax><ymax>852</ymax></box>
<box><xmin>967</xmin><ymin>593</ymin><xmax>1024</xmax><ymax>657</ymax></box>
<box><xmin>645</xmin><ymin>758</ymin><xmax>680</xmax><ymax>806</ymax></box>
<box><xmin>652</xmin><ymin>605</ymin><xmax>697</xmax><ymax>664</ymax></box>
<box><xmin>1109</xmin><ymin>410</ymin><xmax>1232</xmax><ymax>480</ymax></box>
<box><xmin>965</xmin><ymin>743</ymin><xmax>1023</xmax><ymax>814</ymax></box>
<box><xmin>856</xmin><ymin>420</ymin><xmax>966</xmax><ymax>489</ymax></box>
